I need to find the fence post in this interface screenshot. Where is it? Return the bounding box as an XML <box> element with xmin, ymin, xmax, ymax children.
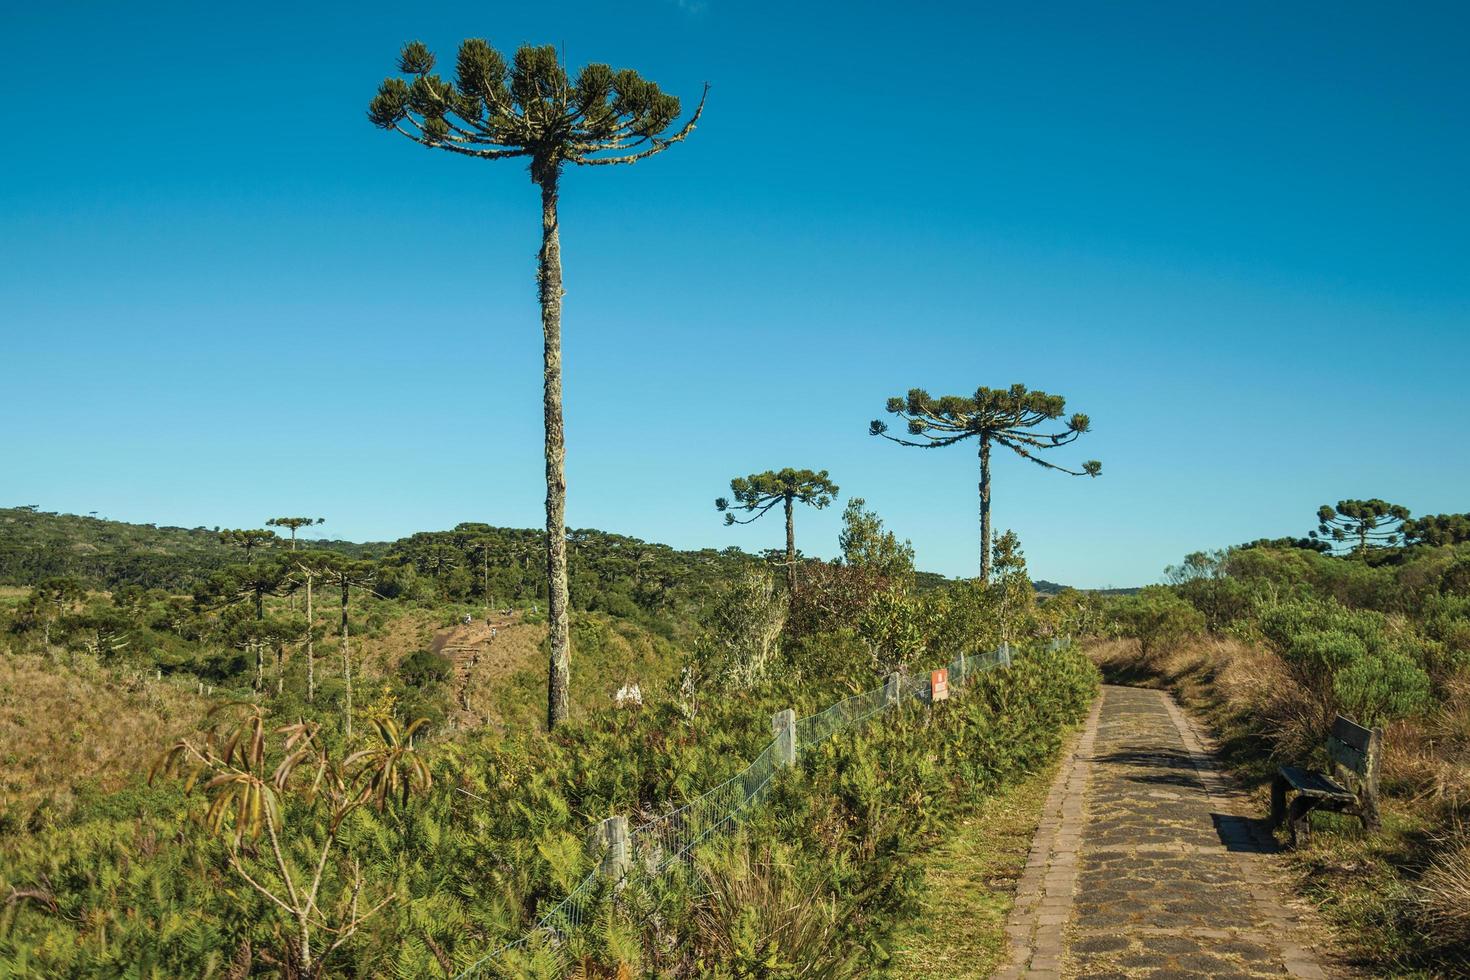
<box><xmin>1000</xmin><ymin>642</ymin><xmax>1012</xmax><ymax>666</ymax></box>
<box><xmin>884</xmin><ymin>671</ymin><xmax>902</xmax><ymax>707</ymax></box>
<box><xmin>593</xmin><ymin>815</ymin><xmax>630</xmax><ymax>879</ymax></box>
<box><xmin>772</xmin><ymin>708</ymin><xmax>796</xmax><ymax>768</ymax></box>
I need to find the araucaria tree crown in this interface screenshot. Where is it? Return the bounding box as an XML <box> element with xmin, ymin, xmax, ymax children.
<box><xmin>870</xmin><ymin>384</ymin><xmax>1100</xmax><ymax>581</ymax></box>
<box><xmin>368</xmin><ymin>40</ymin><xmax>706</xmax><ymax>178</ymax></box>
<box><xmin>1312</xmin><ymin>499</ymin><xmax>1410</xmax><ymax>554</ymax></box>
<box><xmin>716</xmin><ymin>468</ymin><xmax>838</xmax><ymax>592</ymax></box>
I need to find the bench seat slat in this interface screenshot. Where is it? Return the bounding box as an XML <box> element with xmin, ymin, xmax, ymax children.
<box><xmin>1278</xmin><ymin>765</ymin><xmax>1355</xmax><ymax>800</ymax></box>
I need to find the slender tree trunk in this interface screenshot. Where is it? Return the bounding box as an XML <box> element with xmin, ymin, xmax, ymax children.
<box><xmin>784</xmin><ymin>494</ymin><xmax>797</xmax><ymax>593</ymax></box>
<box><xmin>275</xmin><ymin>642</ymin><xmax>284</xmax><ymax>696</ymax></box>
<box><xmin>305</xmin><ymin>574</ymin><xmax>315</xmax><ymax>704</ymax></box>
<box><xmin>253</xmin><ymin>585</ymin><xmax>266</xmax><ymax>691</ymax></box>
<box><xmin>341</xmin><ymin>580</ymin><xmax>352</xmax><ymax>742</ymax></box>
<box><xmin>537</xmin><ymin>161</ymin><xmax>572</xmax><ymax>731</ymax></box>
<box><xmin>979</xmin><ymin>435</ymin><xmax>992</xmax><ymax>583</ymax></box>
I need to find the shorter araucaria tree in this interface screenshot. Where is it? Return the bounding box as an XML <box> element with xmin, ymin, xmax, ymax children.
<box><xmin>152</xmin><ymin>704</ymin><xmax>431</xmax><ymax>976</ymax></box>
<box><xmin>220</xmin><ymin>528</ymin><xmax>278</xmax><ymax>561</ymax></box>
<box><xmin>716</xmin><ymin>468</ymin><xmax>838</xmax><ymax>591</ymax></box>
<box><xmin>19</xmin><ymin>576</ymin><xmax>86</xmax><ymax>650</ymax></box>
<box><xmin>1311</xmin><ymin>499</ymin><xmax>1410</xmax><ymax>555</ymax></box>
<box><xmin>871</xmin><ymin>385</ymin><xmax>1100</xmax><ymax>582</ymax></box>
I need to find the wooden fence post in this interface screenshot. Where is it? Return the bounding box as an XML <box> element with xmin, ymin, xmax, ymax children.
<box><xmin>884</xmin><ymin>671</ymin><xmax>902</xmax><ymax>707</ymax></box>
<box><xmin>772</xmin><ymin>708</ymin><xmax>796</xmax><ymax>768</ymax></box>
<box><xmin>593</xmin><ymin>815</ymin><xmax>630</xmax><ymax>879</ymax></box>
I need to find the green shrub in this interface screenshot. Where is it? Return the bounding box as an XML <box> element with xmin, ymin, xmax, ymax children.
<box><xmin>1107</xmin><ymin>586</ymin><xmax>1205</xmax><ymax>658</ymax></box>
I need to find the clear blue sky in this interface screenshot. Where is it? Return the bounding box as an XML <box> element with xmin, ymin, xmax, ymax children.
<box><xmin>2</xmin><ymin>2</ymin><xmax>1466</xmax><ymax>588</ymax></box>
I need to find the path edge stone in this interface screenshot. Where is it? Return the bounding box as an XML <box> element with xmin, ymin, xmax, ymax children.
<box><xmin>993</xmin><ymin>693</ymin><xmax>1103</xmax><ymax>980</ymax></box>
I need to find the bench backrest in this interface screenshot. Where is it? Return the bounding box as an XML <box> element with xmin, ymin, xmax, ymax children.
<box><xmin>1327</xmin><ymin>715</ymin><xmax>1381</xmax><ymax>787</ymax></box>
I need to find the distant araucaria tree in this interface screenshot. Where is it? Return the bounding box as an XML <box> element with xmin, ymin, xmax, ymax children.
<box><xmin>716</xmin><ymin>469</ymin><xmax>838</xmax><ymax>591</ymax></box>
<box><xmin>219</xmin><ymin>528</ymin><xmax>277</xmax><ymax>561</ymax></box>
<box><xmin>369</xmin><ymin>39</ymin><xmax>706</xmax><ymax>731</ymax></box>
<box><xmin>1312</xmin><ymin>499</ymin><xmax>1410</xmax><ymax>554</ymax></box>
<box><xmin>266</xmin><ymin>516</ymin><xmax>324</xmax><ymax>550</ymax></box>
<box><xmin>870</xmin><ymin>385</ymin><xmax>1100</xmax><ymax>582</ymax></box>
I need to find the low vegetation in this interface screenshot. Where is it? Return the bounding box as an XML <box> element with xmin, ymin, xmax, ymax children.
<box><xmin>0</xmin><ymin>503</ymin><xmax>1096</xmax><ymax>976</ymax></box>
<box><xmin>1098</xmin><ymin>507</ymin><xmax>1470</xmax><ymax>976</ymax></box>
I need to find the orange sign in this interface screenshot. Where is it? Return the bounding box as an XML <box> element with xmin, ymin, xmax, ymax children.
<box><xmin>930</xmin><ymin>668</ymin><xmax>949</xmax><ymax>702</ymax></box>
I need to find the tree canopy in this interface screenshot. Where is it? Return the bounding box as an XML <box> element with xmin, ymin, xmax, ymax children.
<box><xmin>1403</xmin><ymin>512</ymin><xmax>1470</xmax><ymax>548</ymax></box>
<box><xmin>870</xmin><ymin>384</ymin><xmax>1099</xmax><ymax>580</ymax></box>
<box><xmin>1312</xmin><ymin>499</ymin><xmax>1410</xmax><ymax>554</ymax></box>
<box><xmin>716</xmin><ymin>469</ymin><xmax>838</xmax><ymax>592</ymax></box>
<box><xmin>369</xmin><ymin>39</ymin><xmax>706</xmax><ymax>174</ymax></box>
<box><xmin>838</xmin><ymin>497</ymin><xmax>915</xmax><ymax>583</ymax></box>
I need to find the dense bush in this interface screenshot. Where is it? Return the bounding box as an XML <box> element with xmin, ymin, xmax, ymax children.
<box><xmin>0</xmin><ymin>623</ymin><xmax>1095</xmax><ymax>976</ymax></box>
<box><xmin>1107</xmin><ymin>586</ymin><xmax>1206</xmax><ymax>659</ymax></box>
<box><xmin>493</xmin><ymin>639</ymin><xmax>1099</xmax><ymax>977</ymax></box>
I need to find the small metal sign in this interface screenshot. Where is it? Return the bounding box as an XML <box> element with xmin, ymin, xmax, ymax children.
<box><xmin>930</xmin><ymin>668</ymin><xmax>950</xmax><ymax>702</ymax></box>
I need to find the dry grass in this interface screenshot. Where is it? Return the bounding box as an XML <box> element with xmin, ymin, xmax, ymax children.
<box><xmin>1419</xmin><ymin>824</ymin><xmax>1470</xmax><ymax>948</ymax></box>
<box><xmin>0</xmin><ymin>650</ymin><xmax>211</xmax><ymax>828</ymax></box>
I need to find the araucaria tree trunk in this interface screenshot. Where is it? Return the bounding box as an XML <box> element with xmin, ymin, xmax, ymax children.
<box><xmin>341</xmin><ymin>579</ymin><xmax>353</xmax><ymax>742</ymax></box>
<box><xmin>537</xmin><ymin>160</ymin><xmax>573</xmax><ymax>730</ymax></box>
<box><xmin>783</xmin><ymin>494</ymin><xmax>797</xmax><ymax>593</ymax></box>
<box><xmin>979</xmin><ymin>435</ymin><xmax>992</xmax><ymax>583</ymax></box>
<box><xmin>305</xmin><ymin>574</ymin><xmax>314</xmax><ymax>704</ymax></box>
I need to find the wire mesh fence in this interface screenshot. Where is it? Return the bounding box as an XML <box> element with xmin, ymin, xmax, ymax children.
<box><xmin>454</xmin><ymin>637</ymin><xmax>1057</xmax><ymax>977</ymax></box>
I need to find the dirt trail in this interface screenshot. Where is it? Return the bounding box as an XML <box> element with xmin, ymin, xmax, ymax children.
<box><xmin>428</xmin><ymin>612</ymin><xmax>535</xmax><ymax>719</ymax></box>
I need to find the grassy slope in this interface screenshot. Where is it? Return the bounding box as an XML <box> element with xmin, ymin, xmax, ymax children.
<box><xmin>886</xmin><ymin>726</ymin><xmax>1077</xmax><ymax>978</ymax></box>
<box><xmin>0</xmin><ymin>653</ymin><xmax>211</xmax><ymax>826</ymax></box>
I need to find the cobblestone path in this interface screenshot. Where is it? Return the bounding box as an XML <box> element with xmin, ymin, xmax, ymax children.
<box><xmin>997</xmin><ymin>685</ymin><xmax>1339</xmax><ymax>979</ymax></box>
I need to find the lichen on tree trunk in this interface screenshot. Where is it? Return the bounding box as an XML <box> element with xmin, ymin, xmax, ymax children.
<box><xmin>341</xmin><ymin>578</ymin><xmax>352</xmax><ymax>742</ymax></box>
<box><xmin>537</xmin><ymin>161</ymin><xmax>573</xmax><ymax>731</ymax></box>
<box><xmin>784</xmin><ymin>494</ymin><xmax>797</xmax><ymax>593</ymax></box>
<box><xmin>979</xmin><ymin>435</ymin><xmax>992</xmax><ymax>583</ymax></box>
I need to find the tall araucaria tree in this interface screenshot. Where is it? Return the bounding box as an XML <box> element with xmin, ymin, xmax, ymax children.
<box><xmin>870</xmin><ymin>385</ymin><xmax>1100</xmax><ymax>582</ymax></box>
<box><xmin>318</xmin><ymin>557</ymin><xmax>378</xmax><ymax>741</ymax></box>
<box><xmin>266</xmin><ymin>516</ymin><xmax>324</xmax><ymax>550</ymax></box>
<box><xmin>1311</xmin><ymin>499</ymin><xmax>1410</xmax><ymax>554</ymax></box>
<box><xmin>716</xmin><ymin>469</ymin><xmax>838</xmax><ymax>592</ymax></box>
<box><xmin>369</xmin><ymin>39</ymin><xmax>706</xmax><ymax>731</ymax></box>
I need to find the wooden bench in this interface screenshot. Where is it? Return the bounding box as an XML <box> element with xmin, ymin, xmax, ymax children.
<box><xmin>1270</xmin><ymin>715</ymin><xmax>1382</xmax><ymax>846</ymax></box>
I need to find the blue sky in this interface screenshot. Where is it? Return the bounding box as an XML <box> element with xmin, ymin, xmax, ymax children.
<box><xmin>1</xmin><ymin>1</ymin><xmax>1466</xmax><ymax>587</ymax></box>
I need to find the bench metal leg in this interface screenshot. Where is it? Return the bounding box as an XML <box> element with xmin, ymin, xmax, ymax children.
<box><xmin>1270</xmin><ymin>775</ymin><xmax>1288</xmax><ymax>829</ymax></box>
